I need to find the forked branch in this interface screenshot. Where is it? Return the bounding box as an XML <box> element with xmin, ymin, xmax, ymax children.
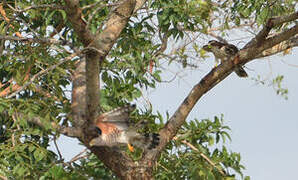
<box><xmin>145</xmin><ymin>11</ymin><xmax>298</xmax><ymax>163</ymax></box>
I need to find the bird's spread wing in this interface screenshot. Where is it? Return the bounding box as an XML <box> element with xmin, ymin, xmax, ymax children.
<box><xmin>90</xmin><ymin>105</ymin><xmax>135</xmax><ymax>148</ymax></box>
<box><xmin>90</xmin><ymin>105</ymin><xmax>160</xmax><ymax>151</ymax></box>
<box><xmin>95</xmin><ymin>105</ymin><xmax>136</xmax><ymax>131</ymax></box>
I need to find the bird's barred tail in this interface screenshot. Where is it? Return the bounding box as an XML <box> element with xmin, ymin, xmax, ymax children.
<box><xmin>144</xmin><ymin>133</ymin><xmax>160</xmax><ymax>150</ymax></box>
<box><xmin>132</xmin><ymin>133</ymin><xmax>160</xmax><ymax>150</ymax></box>
<box><xmin>234</xmin><ymin>66</ymin><xmax>248</xmax><ymax>78</ymax></box>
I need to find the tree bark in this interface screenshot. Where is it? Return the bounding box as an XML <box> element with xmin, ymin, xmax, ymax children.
<box><xmin>65</xmin><ymin>1</ymin><xmax>298</xmax><ymax>178</ymax></box>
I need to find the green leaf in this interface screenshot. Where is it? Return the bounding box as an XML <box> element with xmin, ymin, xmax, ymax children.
<box><xmin>34</xmin><ymin>148</ymin><xmax>45</xmax><ymax>162</ymax></box>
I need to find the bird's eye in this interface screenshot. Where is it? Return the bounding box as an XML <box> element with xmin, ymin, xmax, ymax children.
<box><xmin>95</xmin><ymin>127</ymin><xmax>102</xmax><ymax>135</ymax></box>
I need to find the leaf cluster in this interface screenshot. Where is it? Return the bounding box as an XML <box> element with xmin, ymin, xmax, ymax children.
<box><xmin>155</xmin><ymin>115</ymin><xmax>249</xmax><ymax>180</ymax></box>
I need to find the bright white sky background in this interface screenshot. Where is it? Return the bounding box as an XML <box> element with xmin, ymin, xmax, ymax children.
<box><xmin>50</xmin><ymin>37</ymin><xmax>298</xmax><ymax>180</ymax></box>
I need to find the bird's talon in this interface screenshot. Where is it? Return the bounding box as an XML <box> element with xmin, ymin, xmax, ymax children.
<box><xmin>128</xmin><ymin>143</ymin><xmax>134</xmax><ymax>152</ymax></box>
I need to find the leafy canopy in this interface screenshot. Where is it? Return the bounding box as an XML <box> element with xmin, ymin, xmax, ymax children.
<box><xmin>0</xmin><ymin>0</ymin><xmax>296</xmax><ymax>179</ymax></box>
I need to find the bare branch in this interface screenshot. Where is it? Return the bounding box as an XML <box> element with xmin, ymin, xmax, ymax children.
<box><xmin>64</xmin><ymin>0</ymin><xmax>94</xmax><ymax>46</ymax></box>
<box><xmin>82</xmin><ymin>1</ymin><xmax>103</xmax><ymax>10</ymax></box>
<box><xmin>245</xmin><ymin>11</ymin><xmax>298</xmax><ymax>48</ymax></box>
<box><xmin>239</xmin><ymin>24</ymin><xmax>298</xmax><ymax>65</ymax></box>
<box><xmin>65</xmin><ymin>148</ymin><xmax>88</xmax><ymax>164</ymax></box>
<box><xmin>11</xmin><ymin>111</ymin><xmax>82</xmax><ymax>137</ymax></box>
<box><xmin>0</xmin><ymin>35</ymin><xmax>71</xmax><ymax>46</ymax></box>
<box><xmin>6</xmin><ymin>3</ymin><xmax>62</xmax><ymax>13</ymax></box>
<box><xmin>58</xmin><ymin>127</ymin><xmax>82</xmax><ymax>137</ymax></box>
<box><xmin>260</xmin><ymin>25</ymin><xmax>298</xmax><ymax>53</ymax></box>
<box><xmin>270</xmin><ymin>11</ymin><xmax>298</xmax><ymax>27</ymax></box>
<box><xmin>256</xmin><ymin>35</ymin><xmax>298</xmax><ymax>59</ymax></box>
<box><xmin>53</xmin><ymin>135</ymin><xmax>63</xmax><ymax>160</ymax></box>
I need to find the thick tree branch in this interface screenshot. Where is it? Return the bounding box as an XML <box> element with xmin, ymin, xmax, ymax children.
<box><xmin>245</xmin><ymin>11</ymin><xmax>298</xmax><ymax>48</ymax></box>
<box><xmin>65</xmin><ymin>1</ymin><xmax>146</xmax><ymax>179</ymax></box>
<box><xmin>11</xmin><ymin>112</ymin><xmax>82</xmax><ymax>137</ymax></box>
<box><xmin>238</xmin><ymin>24</ymin><xmax>298</xmax><ymax>65</ymax></box>
<box><xmin>90</xmin><ymin>147</ymin><xmax>137</xmax><ymax>178</ymax></box>
<box><xmin>85</xmin><ymin>0</ymin><xmax>137</xmax><ymax>126</ymax></box>
<box><xmin>255</xmin><ymin>35</ymin><xmax>298</xmax><ymax>59</ymax></box>
<box><xmin>259</xmin><ymin>25</ymin><xmax>298</xmax><ymax>54</ymax></box>
<box><xmin>64</xmin><ymin>0</ymin><xmax>94</xmax><ymax>46</ymax></box>
<box><xmin>143</xmin><ymin>13</ymin><xmax>298</xmax><ymax>164</ymax></box>
<box><xmin>84</xmin><ymin>1</ymin><xmax>139</xmax><ymax>178</ymax></box>
<box><xmin>65</xmin><ymin>0</ymin><xmax>137</xmax><ymax>124</ymax></box>
<box><xmin>71</xmin><ymin>59</ymin><xmax>87</xmax><ymax>128</ymax></box>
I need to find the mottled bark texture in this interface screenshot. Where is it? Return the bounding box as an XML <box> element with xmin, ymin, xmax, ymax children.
<box><xmin>65</xmin><ymin>1</ymin><xmax>298</xmax><ymax>178</ymax></box>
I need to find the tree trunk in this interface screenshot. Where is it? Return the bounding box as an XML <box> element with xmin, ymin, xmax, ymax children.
<box><xmin>124</xmin><ymin>167</ymin><xmax>153</xmax><ymax>180</ymax></box>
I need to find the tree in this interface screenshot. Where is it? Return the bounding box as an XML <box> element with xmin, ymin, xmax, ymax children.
<box><xmin>0</xmin><ymin>0</ymin><xmax>297</xmax><ymax>179</ymax></box>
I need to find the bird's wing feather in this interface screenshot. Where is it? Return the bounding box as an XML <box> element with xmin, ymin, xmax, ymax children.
<box><xmin>96</xmin><ymin>122</ymin><xmax>126</xmax><ymax>134</ymax></box>
<box><xmin>96</xmin><ymin>105</ymin><xmax>135</xmax><ymax>123</ymax></box>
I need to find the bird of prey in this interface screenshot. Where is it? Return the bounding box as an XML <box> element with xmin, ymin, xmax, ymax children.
<box><xmin>202</xmin><ymin>40</ymin><xmax>248</xmax><ymax>78</ymax></box>
<box><xmin>89</xmin><ymin>105</ymin><xmax>160</xmax><ymax>152</ymax></box>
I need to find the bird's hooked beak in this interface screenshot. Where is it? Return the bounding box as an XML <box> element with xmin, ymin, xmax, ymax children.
<box><xmin>89</xmin><ymin>138</ymin><xmax>97</xmax><ymax>147</ymax></box>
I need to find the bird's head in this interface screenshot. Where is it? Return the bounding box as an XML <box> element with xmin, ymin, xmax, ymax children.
<box><xmin>88</xmin><ymin>126</ymin><xmax>102</xmax><ymax>147</ymax></box>
<box><xmin>202</xmin><ymin>40</ymin><xmax>223</xmax><ymax>52</ymax></box>
<box><xmin>89</xmin><ymin>137</ymin><xmax>102</xmax><ymax>147</ymax></box>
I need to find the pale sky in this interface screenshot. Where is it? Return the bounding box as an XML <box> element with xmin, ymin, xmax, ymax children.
<box><xmin>148</xmin><ymin>47</ymin><xmax>298</xmax><ymax>179</ymax></box>
<box><xmin>50</xmin><ymin>44</ymin><xmax>298</xmax><ymax>180</ymax></box>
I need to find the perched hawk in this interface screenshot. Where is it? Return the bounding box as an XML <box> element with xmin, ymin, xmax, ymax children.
<box><xmin>89</xmin><ymin>105</ymin><xmax>160</xmax><ymax>152</ymax></box>
<box><xmin>203</xmin><ymin>40</ymin><xmax>248</xmax><ymax>78</ymax></box>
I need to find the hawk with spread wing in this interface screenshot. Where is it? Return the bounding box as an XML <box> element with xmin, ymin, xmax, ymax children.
<box><xmin>203</xmin><ymin>40</ymin><xmax>248</xmax><ymax>78</ymax></box>
<box><xmin>89</xmin><ymin>105</ymin><xmax>160</xmax><ymax>152</ymax></box>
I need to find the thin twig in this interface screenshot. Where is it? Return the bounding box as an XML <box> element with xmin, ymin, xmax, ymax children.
<box><xmin>173</xmin><ymin>136</ymin><xmax>226</xmax><ymax>176</ymax></box>
<box><xmin>0</xmin><ymin>5</ymin><xmax>22</xmax><ymax>37</ymax></box>
<box><xmin>65</xmin><ymin>148</ymin><xmax>88</xmax><ymax>165</ymax></box>
<box><xmin>6</xmin><ymin>3</ymin><xmax>62</xmax><ymax>12</ymax></box>
<box><xmin>0</xmin><ymin>35</ymin><xmax>71</xmax><ymax>46</ymax></box>
<box><xmin>82</xmin><ymin>1</ymin><xmax>104</xmax><ymax>10</ymax></box>
<box><xmin>11</xmin><ymin>133</ymin><xmax>15</xmax><ymax>147</ymax></box>
<box><xmin>0</xmin><ymin>175</ymin><xmax>8</xmax><ymax>180</ymax></box>
<box><xmin>0</xmin><ymin>67</ymin><xmax>31</xmax><ymax>97</ymax></box>
<box><xmin>53</xmin><ymin>135</ymin><xmax>63</xmax><ymax>161</ymax></box>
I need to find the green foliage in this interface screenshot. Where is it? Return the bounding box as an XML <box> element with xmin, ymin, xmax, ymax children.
<box><xmin>232</xmin><ymin>0</ymin><xmax>296</xmax><ymax>25</ymax></box>
<box><xmin>155</xmin><ymin>115</ymin><xmax>249</xmax><ymax>179</ymax></box>
<box><xmin>272</xmin><ymin>75</ymin><xmax>288</xmax><ymax>100</ymax></box>
<box><xmin>152</xmin><ymin>0</ymin><xmax>212</xmax><ymax>37</ymax></box>
<box><xmin>252</xmin><ymin>75</ymin><xmax>288</xmax><ymax>100</ymax></box>
<box><xmin>0</xmin><ymin>0</ymin><xmax>293</xmax><ymax>179</ymax></box>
